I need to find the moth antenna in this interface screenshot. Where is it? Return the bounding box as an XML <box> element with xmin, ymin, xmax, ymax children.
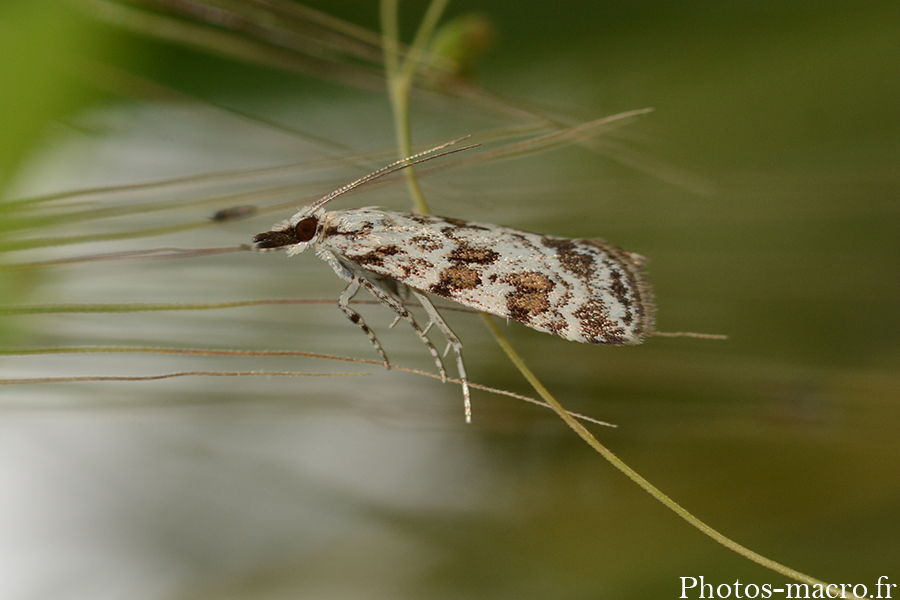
<box><xmin>307</xmin><ymin>136</ymin><xmax>478</xmax><ymax>212</ymax></box>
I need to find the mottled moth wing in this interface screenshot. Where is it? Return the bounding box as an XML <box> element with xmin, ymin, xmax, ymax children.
<box><xmin>321</xmin><ymin>209</ymin><xmax>655</xmax><ymax>345</ymax></box>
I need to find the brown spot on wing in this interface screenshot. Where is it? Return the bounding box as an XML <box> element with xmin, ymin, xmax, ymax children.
<box><xmin>430</xmin><ymin>265</ymin><xmax>482</xmax><ymax>298</ymax></box>
<box><xmin>503</xmin><ymin>271</ymin><xmax>554</xmax><ymax>324</ymax></box>
<box><xmin>439</xmin><ymin>216</ymin><xmax>490</xmax><ymax>230</ymax></box>
<box><xmin>541</xmin><ymin>236</ymin><xmax>595</xmax><ymax>280</ymax></box>
<box><xmin>607</xmin><ymin>269</ymin><xmax>634</xmax><ymax>325</ymax></box>
<box><xmin>448</xmin><ymin>242</ymin><xmax>500</xmax><ymax>265</ymax></box>
<box><xmin>395</xmin><ymin>257</ymin><xmax>434</xmax><ymax>279</ymax></box>
<box><xmin>574</xmin><ymin>299</ymin><xmax>626</xmax><ymax>345</ymax></box>
<box><xmin>353</xmin><ymin>245</ymin><xmax>402</xmax><ymax>268</ymax></box>
<box><xmin>410</xmin><ymin>233</ymin><xmax>444</xmax><ymax>252</ymax></box>
<box><xmin>406</xmin><ymin>214</ymin><xmax>436</xmax><ymax>225</ymax></box>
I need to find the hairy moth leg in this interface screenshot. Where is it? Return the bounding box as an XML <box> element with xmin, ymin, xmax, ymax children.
<box><xmin>412</xmin><ymin>290</ymin><xmax>472</xmax><ymax>423</ymax></box>
<box><xmin>338</xmin><ymin>278</ymin><xmax>390</xmax><ymax>368</ymax></box>
<box><xmin>357</xmin><ymin>279</ymin><xmax>448</xmax><ymax>383</ymax></box>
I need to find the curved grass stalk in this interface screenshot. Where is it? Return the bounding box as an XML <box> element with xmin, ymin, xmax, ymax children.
<box><xmin>482</xmin><ymin>315</ymin><xmax>856</xmax><ymax>597</ymax></box>
<box><xmin>380</xmin><ymin>0</ymin><xmax>451</xmax><ymax>213</ymax></box>
<box><xmin>378</xmin><ymin>1</ymin><xmax>854</xmax><ymax>594</ymax></box>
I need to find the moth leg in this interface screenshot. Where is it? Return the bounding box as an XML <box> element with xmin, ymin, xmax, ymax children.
<box><xmin>338</xmin><ymin>278</ymin><xmax>390</xmax><ymax>369</ymax></box>
<box><xmin>411</xmin><ymin>290</ymin><xmax>471</xmax><ymax>423</ymax></box>
<box><xmin>357</xmin><ymin>279</ymin><xmax>448</xmax><ymax>384</ymax></box>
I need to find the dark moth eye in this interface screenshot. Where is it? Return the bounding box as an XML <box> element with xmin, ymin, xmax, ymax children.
<box><xmin>294</xmin><ymin>217</ymin><xmax>318</xmax><ymax>242</ymax></box>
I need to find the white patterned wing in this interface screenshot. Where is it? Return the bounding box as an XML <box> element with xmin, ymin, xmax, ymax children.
<box><xmin>320</xmin><ymin>209</ymin><xmax>655</xmax><ymax>345</ymax></box>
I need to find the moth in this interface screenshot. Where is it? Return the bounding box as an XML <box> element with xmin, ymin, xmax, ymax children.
<box><xmin>254</xmin><ymin>142</ymin><xmax>655</xmax><ymax>422</ymax></box>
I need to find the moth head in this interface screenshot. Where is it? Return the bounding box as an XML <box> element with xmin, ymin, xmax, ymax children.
<box><xmin>253</xmin><ymin>138</ymin><xmax>476</xmax><ymax>255</ymax></box>
<box><xmin>253</xmin><ymin>206</ymin><xmax>324</xmax><ymax>256</ymax></box>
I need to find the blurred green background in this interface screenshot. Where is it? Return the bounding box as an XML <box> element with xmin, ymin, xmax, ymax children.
<box><xmin>1</xmin><ymin>1</ymin><xmax>898</xmax><ymax>599</ymax></box>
